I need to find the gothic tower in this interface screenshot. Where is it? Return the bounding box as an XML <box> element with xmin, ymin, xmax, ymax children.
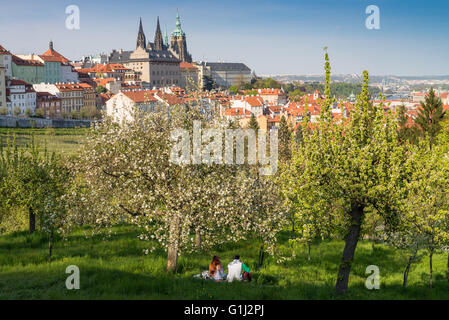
<box><xmin>136</xmin><ymin>17</ymin><xmax>147</xmax><ymax>49</ymax></box>
<box><xmin>169</xmin><ymin>11</ymin><xmax>192</xmax><ymax>63</ymax></box>
<box><xmin>154</xmin><ymin>17</ymin><xmax>164</xmax><ymax>51</ymax></box>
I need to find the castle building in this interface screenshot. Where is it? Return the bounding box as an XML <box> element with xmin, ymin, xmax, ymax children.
<box><xmin>168</xmin><ymin>12</ymin><xmax>192</xmax><ymax>63</ymax></box>
<box><xmin>197</xmin><ymin>62</ymin><xmax>252</xmax><ymax>88</ymax></box>
<box><xmin>109</xmin><ymin>17</ymin><xmax>182</xmax><ymax>87</ymax></box>
<box><xmin>108</xmin><ymin>13</ymin><xmax>193</xmax><ymax>88</ymax></box>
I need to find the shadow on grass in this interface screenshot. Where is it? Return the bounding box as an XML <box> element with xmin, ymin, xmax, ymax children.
<box><xmin>2</xmin><ymin>265</ymin><xmax>448</xmax><ymax>300</ymax></box>
<box><xmin>1</xmin><ymin>227</ymin><xmax>449</xmax><ymax>299</ymax></box>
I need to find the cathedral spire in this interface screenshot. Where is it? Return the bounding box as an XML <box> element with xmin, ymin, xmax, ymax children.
<box><xmin>136</xmin><ymin>17</ymin><xmax>146</xmax><ymax>49</ymax></box>
<box><xmin>172</xmin><ymin>10</ymin><xmax>185</xmax><ymax>37</ymax></box>
<box><xmin>154</xmin><ymin>16</ymin><xmax>164</xmax><ymax>51</ymax></box>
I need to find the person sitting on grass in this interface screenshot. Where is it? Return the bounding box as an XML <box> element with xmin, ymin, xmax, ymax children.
<box><xmin>209</xmin><ymin>256</ymin><xmax>225</xmax><ymax>282</ymax></box>
<box><xmin>226</xmin><ymin>254</ymin><xmax>252</xmax><ymax>282</ymax></box>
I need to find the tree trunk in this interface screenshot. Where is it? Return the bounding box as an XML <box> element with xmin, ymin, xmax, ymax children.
<box><xmin>166</xmin><ymin>216</ymin><xmax>180</xmax><ymax>273</ymax></box>
<box><xmin>258</xmin><ymin>244</ymin><xmax>265</xmax><ymax>267</ymax></box>
<box><xmin>429</xmin><ymin>250</ymin><xmax>433</xmax><ymax>288</ymax></box>
<box><xmin>48</xmin><ymin>230</ymin><xmax>53</xmax><ymax>262</ymax></box>
<box><xmin>307</xmin><ymin>242</ymin><xmax>311</xmax><ymax>262</ymax></box>
<box><xmin>403</xmin><ymin>253</ymin><xmax>415</xmax><ymax>288</ymax></box>
<box><xmin>195</xmin><ymin>228</ymin><xmax>201</xmax><ymax>248</ymax></box>
<box><xmin>371</xmin><ymin>232</ymin><xmax>375</xmax><ymax>253</ymax></box>
<box><xmin>166</xmin><ymin>245</ymin><xmax>178</xmax><ymax>273</ymax></box>
<box><xmin>335</xmin><ymin>204</ymin><xmax>363</xmax><ymax>295</ymax></box>
<box><xmin>29</xmin><ymin>207</ymin><xmax>35</xmax><ymax>234</ymax></box>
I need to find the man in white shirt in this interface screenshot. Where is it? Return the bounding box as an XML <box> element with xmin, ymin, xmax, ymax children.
<box><xmin>226</xmin><ymin>254</ymin><xmax>252</xmax><ymax>282</ymax></box>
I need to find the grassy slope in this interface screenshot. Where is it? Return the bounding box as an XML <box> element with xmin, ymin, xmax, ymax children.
<box><xmin>0</xmin><ymin>225</ymin><xmax>448</xmax><ymax>300</ymax></box>
<box><xmin>0</xmin><ymin>128</ymin><xmax>87</xmax><ymax>156</ymax></box>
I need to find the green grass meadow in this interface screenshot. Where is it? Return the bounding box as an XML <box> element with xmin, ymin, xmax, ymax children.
<box><xmin>0</xmin><ymin>225</ymin><xmax>448</xmax><ymax>300</ymax></box>
<box><xmin>0</xmin><ymin>128</ymin><xmax>88</xmax><ymax>156</ymax></box>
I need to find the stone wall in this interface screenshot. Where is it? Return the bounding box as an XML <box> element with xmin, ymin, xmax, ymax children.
<box><xmin>0</xmin><ymin>116</ymin><xmax>95</xmax><ymax>128</ymax></box>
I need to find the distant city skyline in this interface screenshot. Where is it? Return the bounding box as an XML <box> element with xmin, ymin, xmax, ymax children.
<box><xmin>1</xmin><ymin>0</ymin><xmax>448</xmax><ymax>76</ymax></box>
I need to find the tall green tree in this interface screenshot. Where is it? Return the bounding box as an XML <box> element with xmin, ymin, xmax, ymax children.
<box><xmin>280</xmin><ymin>52</ymin><xmax>410</xmax><ymax>294</ymax></box>
<box><xmin>414</xmin><ymin>87</ymin><xmax>446</xmax><ymax>150</ymax></box>
<box><xmin>397</xmin><ymin>104</ymin><xmax>417</xmax><ymax>144</ymax></box>
<box><xmin>249</xmin><ymin>113</ymin><xmax>259</xmax><ymax>131</ymax></box>
<box><xmin>278</xmin><ymin>115</ymin><xmax>292</xmax><ymax>162</ymax></box>
<box><xmin>402</xmin><ymin>140</ymin><xmax>449</xmax><ymax>288</ymax></box>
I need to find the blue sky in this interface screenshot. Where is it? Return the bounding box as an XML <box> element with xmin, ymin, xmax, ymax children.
<box><xmin>1</xmin><ymin>0</ymin><xmax>448</xmax><ymax>76</ymax></box>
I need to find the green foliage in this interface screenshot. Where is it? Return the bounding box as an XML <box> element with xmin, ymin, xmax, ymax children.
<box><xmin>71</xmin><ymin>110</ymin><xmax>80</xmax><ymax>120</ymax></box>
<box><xmin>202</xmin><ymin>75</ymin><xmax>215</xmax><ymax>91</ymax></box>
<box><xmin>278</xmin><ymin>115</ymin><xmax>292</xmax><ymax>162</ymax></box>
<box><xmin>397</xmin><ymin>104</ymin><xmax>418</xmax><ymax>144</ymax></box>
<box><xmin>13</xmin><ymin>106</ymin><xmax>21</xmax><ymax>117</ymax></box>
<box><xmin>278</xmin><ymin>52</ymin><xmax>411</xmax><ymax>294</ymax></box>
<box><xmin>414</xmin><ymin>87</ymin><xmax>446</xmax><ymax>150</ymax></box>
<box><xmin>34</xmin><ymin>108</ymin><xmax>45</xmax><ymax>119</ymax></box>
<box><xmin>229</xmin><ymin>85</ymin><xmax>239</xmax><ymax>95</ymax></box>
<box><xmin>248</xmin><ymin>113</ymin><xmax>259</xmax><ymax>131</ymax></box>
<box><xmin>288</xmin><ymin>89</ymin><xmax>304</xmax><ymax>102</ymax></box>
<box><xmin>0</xmin><ymin>134</ymin><xmax>71</xmax><ymax>239</ymax></box>
<box><xmin>96</xmin><ymin>85</ymin><xmax>107</xmax><ymax>94</ymax></box>
<box><xmin>252</xmin><ymin>77</ymin><xmax>281</xmax><ymax>89</ymax></box>
<box><xmin>25</xmin><ymin>108</ymin><xmax>33</xmax><ymax>118</ymax></box>
<box><xmin>286</xmin><ymin>82</ymin><xmax>381</xmax><ymax>99</ymax></box>
<box><xmin>80</xmin><ymin>106</ymin><xmax>101</xmax><ymax>120</ymax></box>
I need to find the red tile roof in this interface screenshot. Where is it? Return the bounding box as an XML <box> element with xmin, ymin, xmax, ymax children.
<box><xmin>41</xmin><ymin>48</ymin><xmax>69</xmax><ymax>64</ymax></box>
<box><xmin>7</xmin><ymin>79</ymin><xmax>31</xmax><ymax>86</ymax></box>
<box><xmin>94</xmin><ymin>78</ymin><xmax>116</xmax><ymax>87</ymax></box>
<box><xmin>0</xmin><ymin>45</ymin><xmax>11</xmax><ymax>55</ymax></box>
<box><xmin>180</xmin><ymin>62</ymin><xmax>197</xmax><ymax>70</ymax></box>
<box><xmin>156</xmin><ymin>92</ymin><xmax>184</xmax><ymax>105</ymax></box>
<box><xmin>11</xmin><ymin>55</ymin><xmax>43</xmax><ymax>66</ymax></box>
<box><xmin>258</xmin><ymin>88</ymin><xmax>287</xmax><ymax>96</ymax></box>
<box><xmin>121</xmin><ymin>90</ymin><xmax>158</xmax><ymax>103</ymax></box>
<box><xmin>224</xmin><ymin>107</ymin><xmax>251</xmax><ymax>116</ymax></box>
<box><xmin>244</xmin><ymin>96</ymin><xmax>264</xmax><ymax>107</ymax></box>
<box><xmin>55</xmin><ymin>83</ymin><xmax>84</xmax><ymax>91</ymax></box>
<box><xmin>78</xmin><ymin>63</ymin><xmax>130</xmax><ymax>74</ymax></box>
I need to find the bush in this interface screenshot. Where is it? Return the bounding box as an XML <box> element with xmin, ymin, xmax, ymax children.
<box><xmin>0</xmin><ymin>106</ymin><xmax>8</xmax><ymax>116</ymax></box>
<box><xmin>35</xmin><ymin>108</ymin><xmax>45</xmax><ymax>118</ymax></box>
<box><xmin>13</xmin><ymin>106</ymin><xmax>21</xmax><ymax>116</ymax></box>
<box><xmin>25</xmin><ymin>108</ymin><xmax>33</xmax><ymax>118</ymax></box>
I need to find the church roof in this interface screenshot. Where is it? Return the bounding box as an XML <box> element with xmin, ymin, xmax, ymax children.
<box><xmin>205</xmin><ymin>62</ymin><xmax>251</xmax><ymax>72</ymax></box>
<box><xmin>41</xmin><ymin>42</ymin><xmax>70</xmax><ymax>64</ymax></box>
<box><xmin>109</xmin><ymin>48</ymin><xmax>180</xmax><ymax>63</ymax></box>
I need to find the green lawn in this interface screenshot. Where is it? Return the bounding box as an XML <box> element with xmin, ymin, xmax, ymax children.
<box><xmin>0</xmin><ymin>128</ymin><xmax>88</xmax><ymax>156</ymax></box>
<box><xmin>0</xmin><ymin>225</ymin><xmax>448</xmax><ymax>299</ymax></box>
